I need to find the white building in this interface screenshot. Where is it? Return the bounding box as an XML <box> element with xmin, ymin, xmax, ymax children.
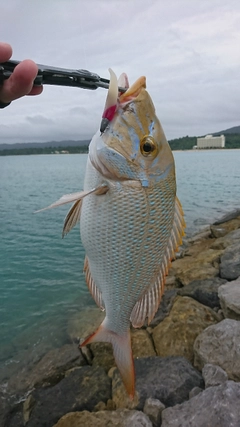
<box><xmin>196</xmin><ymin>134</ymin><xmax>225</xmax><ymax>149</ymax></box>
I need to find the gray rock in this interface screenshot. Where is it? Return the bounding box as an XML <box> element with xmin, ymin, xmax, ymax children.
<box><xmin>211</xmin><ymin>228</ymin><xmax>240</xmax><ymax>250</ymax></box>
<box><xmin>194</xmin><ymin>319</ymin><xmax>240</xmax><ymax>381</ymax></box>
<box><xmin>220</xmin><ymin>242</ymin><xmax>240</xmax><ymax>280</ymax></box>
<box><xmin>148</xmin><ymin>289</ymin><xmax>178</xmax><ymax>327</ymax></box>
<box><xmin>178</xmin><ymin>277</ymin><xmax>227</xmax><ymax>308</ymax></box>
<box><xmin>143</xmin><ymin>398</ymin><xmax>165</xmax><ymax>427</ymax></box>
<box><xmin>213</xmin><ymin>209</ymin><xmax>240</xmax><ymax>225</ymax></box>
<box><xmin>202</xmin><ymin>364</ymin><xmax>228</xmax><ymax>388</ymax></box>
<box><xmin>218</xmin><ymin>277</ymin><xmax>240</xmax><ymax>319</ymax></box>
<box><xmin>25</xmin><ymin>366</ymin><xmax>111</xmax><ymax>427</ymax></box>
<box><xmin>161</xmin><ymin>381</ymin><xmax>240</xmax><ymax>427</ymax></box>
<box><xmin>189</xmin><ymin>386</ymin><xmax>203</xmax><ymax>399</ymax></box>
<box><xmin>6</xmin><ymin>344</ymin><xmax>86</xmax><ymax>395</ymax></box>
<box><xmin>112</xmin><ymin>356</ymin><xmax>203</xmax><ymax>410</ymax></box>
<box><xmin>53</xmin><ymin>409</ymin><xmax>153</xmax><ymax>427</ymax></box>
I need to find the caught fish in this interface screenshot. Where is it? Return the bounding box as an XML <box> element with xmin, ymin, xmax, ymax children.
<box><xmin>36</xmin><ymin>69</ymin><xmax>185</xmax><ymax>398</ymax></box>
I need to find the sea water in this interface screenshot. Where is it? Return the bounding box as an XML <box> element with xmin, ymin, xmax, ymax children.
<box><xmin>0</xmin><ymin>150</ymin><xmax>239</xmax><ymax>386</ymax></box>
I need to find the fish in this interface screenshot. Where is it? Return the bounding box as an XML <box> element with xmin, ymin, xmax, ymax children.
<box><xmin>36</xmin><ymin>69</ymin><xmax>185</xmax><ymax>398</ymax></box>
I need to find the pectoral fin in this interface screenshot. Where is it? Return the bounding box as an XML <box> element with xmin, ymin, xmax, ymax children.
<box><xmin>35</xmin><ymin>185</ymin><xmax>109</xmax><ymax>213</ymax></box>
<box><xmin>62</xmin><ymin>199</ymin><xmax>82</xmax><ymax>238</ymax></box>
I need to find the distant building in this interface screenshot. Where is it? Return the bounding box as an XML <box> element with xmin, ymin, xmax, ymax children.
<box><xmin>196</xmin><ymin>134</ymin><xmax>225</xmax><ymax>149</ymax></box>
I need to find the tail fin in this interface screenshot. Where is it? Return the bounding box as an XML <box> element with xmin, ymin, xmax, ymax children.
<box><xmin>80</xmin><ymin>322</ymin><xmax>135</xmax><ymax>398</ymax></box>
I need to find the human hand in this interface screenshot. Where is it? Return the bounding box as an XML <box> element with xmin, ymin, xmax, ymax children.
<box><xmin>0</xmin><ymin>42</ymin><xmax>43</xmax><ymax>106</ymax></box>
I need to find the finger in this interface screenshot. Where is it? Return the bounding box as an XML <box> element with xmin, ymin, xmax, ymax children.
<box><xmin>28</xmin><ymin>85</ymin><xmax>43</xmax><ymax>96</ymax></box>
<box><xmin>0</xmin><ymin>42</ymin><xmax>12</xmax><ymax>62</ymax></box>
<box><xmin>0</xmin><ymin>59</ymin><xmax>39</xmax><ymax>103</ymax></box>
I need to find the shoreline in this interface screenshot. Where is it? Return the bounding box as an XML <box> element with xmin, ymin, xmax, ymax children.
<box><xmin>1</xmin><ymin>207</ymin><xmax>240</xmax><ymax>426</ymax></box>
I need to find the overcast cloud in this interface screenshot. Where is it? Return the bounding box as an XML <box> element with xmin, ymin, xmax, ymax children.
<box><xmin>1</xmin><ymin>0</ymin><xmax>240</xmax><ymax>144</ymax></box>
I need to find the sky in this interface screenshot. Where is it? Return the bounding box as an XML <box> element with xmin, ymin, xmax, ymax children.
<box><xmin>1</xmin><ymin>0</ymin><xmax>240</xmax><ymax>144</ymax></box>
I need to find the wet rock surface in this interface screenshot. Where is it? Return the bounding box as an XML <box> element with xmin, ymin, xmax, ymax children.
<box><xmin>6</xmin><ymin>344</ymin><xmax>86</xmax><ymax>395</ymax></box>
<box><xmin>161</xmin><ymin>381</ymin><xmax>240</xmax><ymax>427</ymax></box>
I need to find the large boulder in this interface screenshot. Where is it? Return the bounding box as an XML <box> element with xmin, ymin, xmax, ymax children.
<box><xmin>6</xmin><ymin>344</ymin><xmax>86</xmax><ymax>395</ymax></box>
<box><xmin>170</xmin><ymin>248</ymin><xmax>222</xmax><ymax>285</ymax></box>
<box><xmin>218</xmin><ymin>277</ymin><xmax>240</xmax><ymax>319</ymax></box>
<box><xmin>131</xmin><ymin>329</ymin><xmax>156</xmax><ymax>357</ymax></box>
<box><xmin>178</xmin><ymin>277</ymin><xmax>227</xmax><ymax>308</ymax></box>
<box><xmin>211</xmin><ymin>228</ymin><xmax>240</xmax><ymax>250</ymax></box>
<box><xmin>194</xmin><ymin>319</ymin><xmax>240</xmax><ymax>381</ymax></box>
<box><xmin>161</xmin><ymin>381</ymin><xmax>240</xmax><ymax>427</ymax></box>
<box><xmin>152</xmin><ymin>296</ymin><xmax>219</xmax><ymax>363</ymax></box>
<box><xmin>53</xmin><ymin>409</ymin><xmax>153</xmax><ymax>427</ymax></box>
<box><xmin>220</xmin><ymin>242</ymin><xmax>240</xmax><ymax>280</ymax></box>
<box><xmin>25</xmin><ymin>366</ymin><xmax>111</xmax><ymax>427</ymax></box>
<box><xmin>211</xmin><ymin>210</ymin><xmax>240</xmax><ymax>238</ymax></box>
<box><xmin>112</xmin><ymin>356</ymin><xmax>203</xmax><ymax>410</ymax></box>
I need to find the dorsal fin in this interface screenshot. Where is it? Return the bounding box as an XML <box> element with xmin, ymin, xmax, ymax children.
<box><xmin>84</xmin><ymin>256</ymin><xmax>104</xmax><ymax>311</ymax></box>
<box><xmin>130</xmin><ymin>196</ymin><xmax>185</xmax><ymax>328</ymax></box>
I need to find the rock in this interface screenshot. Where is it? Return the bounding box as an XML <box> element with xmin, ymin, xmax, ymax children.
<box><xmin>23</xmin><ymin>395</ymin><xmax>36</xmax><ymax>425</ymax></box>
<box><xmin>218</xmin><ymin>278</ymin><xmax>240</xmax><ymax>319</ymax></box>
<box><xmin>53</xmin><ymin>409</ymin><xmax>153</xmax><ymax>427</ymax></box>
<box><xmin>91</xmin><ymin>342</ymin><xmax>115</xmax><ymax>372</ymax></box>
<box><xmin>194</xmin><ymin>319</ymin><xmax>240</xmax><ymax>381</ymax></box>
<box><xmin>171</xmin><ymin>247</ymin><xmax>223</xmax><ymax>285</ymax></box>
<box><xmin>161</xmin><ymin>381</ymin><xmax>240</xmax><ymax>427</ymax></box>
<box><xmin>202</xmin><ymin>364</ymin><xmax>228</xmax><ymax>388</ymax></box>
<box><xmin>178</xmin><ymin>277</ymin><xmax>227</xmax><ymax>308</ymax></box>
<box><xmin>26</xmin><ymin>366</ymin><xmax>111</xmax><ymax>427</ymax></box>
<box><xmin>143</xmin><ymin>398</ymin><xmax>165</xmax><ymax>427</ymax></box>
<box><xmin>213</xmin><ymin>209</ymin><xmax>240</xmax><ymax>225</ymax></box>
<box><xmin>67</xmin><ymin>307</ymin><xmax>105</xmax><ymax>341</ymax></box>
<box><xmin>211</xmin><ymin>228</ymin><xmax>240</xmax><ymax>250</ymax></box>
<box><xmin>112</xmin><ymin>356</ymin><xmax>203</xmax><ymax>410</ymax></box>
<box><xmin>189</xmin><ymin>386</ymin><xmax>203</xmax><ymax>399</ymax></box>
<box><xmin>90</xmin><ymin>329</ymin><xmax>156</xmax><ymax>373</ymax></box>
<box><xmin>211</xmin><ymin>211</ymin><xmax>240</xmax><ymax>238</ymax></box>
<box><xmin>152</xmin><ymin>296</ymin><xmax>219</xmax><ymax>363</ymax></box>
<box><xmin>7</xmin><ymin>344</ymin><xmax>86</xmax><ymax>394</ymax></box>
<box><xmin>131</xmin><ymin>329</ymin><xmax>156</xmax><ymax>358</ymax></box>
<box><xmin>165</xmin><ymin>275</ymin><xmax>178</xmax><ymax>289</ymax></box>
<box><xmin>220</xmin><ymin>242</ymin><xmax>240</xmax><ymax>280</ymax></box>
<box><xmin>148</xmin><ymin>289</ymin><xmax>178</xmax><ymax>328</ymax></box>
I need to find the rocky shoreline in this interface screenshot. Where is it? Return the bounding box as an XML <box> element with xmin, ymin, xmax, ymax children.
<box><xmin>1</xmin><ymin>209</ymin><xmax>240</xmax><ymax>427</ymax></box>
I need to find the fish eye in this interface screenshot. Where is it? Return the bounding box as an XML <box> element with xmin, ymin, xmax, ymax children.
<box><xmin>140</xmin><ymin>136</ymin><xmax>158</xmax><ymax>158</ymax></box>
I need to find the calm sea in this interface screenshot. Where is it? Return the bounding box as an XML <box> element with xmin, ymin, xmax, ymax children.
<box><xmin>0</xmin><ymin>150</ymin><xmax>240</xmax><ymax>386</ymax></box>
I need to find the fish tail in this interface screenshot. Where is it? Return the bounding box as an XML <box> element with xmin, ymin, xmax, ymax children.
<box><xmin>80</xmin><ymin>321</ymin><xmax>135</xmax><ymax>399</ymax></box>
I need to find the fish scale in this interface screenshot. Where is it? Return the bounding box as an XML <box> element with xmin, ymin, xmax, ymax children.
<box><xmin>80</xmin><ymin>161</ymin><xmax>176</xmax><ymax>334</ymax></box>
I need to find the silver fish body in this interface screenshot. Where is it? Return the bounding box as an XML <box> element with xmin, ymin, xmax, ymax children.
<box><xmin>37</xmin><ymin>71</ymin><xmax>185</xmax><ymax>397</ymax></box>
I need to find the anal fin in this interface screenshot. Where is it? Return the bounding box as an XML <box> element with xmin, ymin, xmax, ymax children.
<box><xmin>84</xmin><ymin>256</ymin><xmax>104</xmax><ymax>311</ymax></box>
